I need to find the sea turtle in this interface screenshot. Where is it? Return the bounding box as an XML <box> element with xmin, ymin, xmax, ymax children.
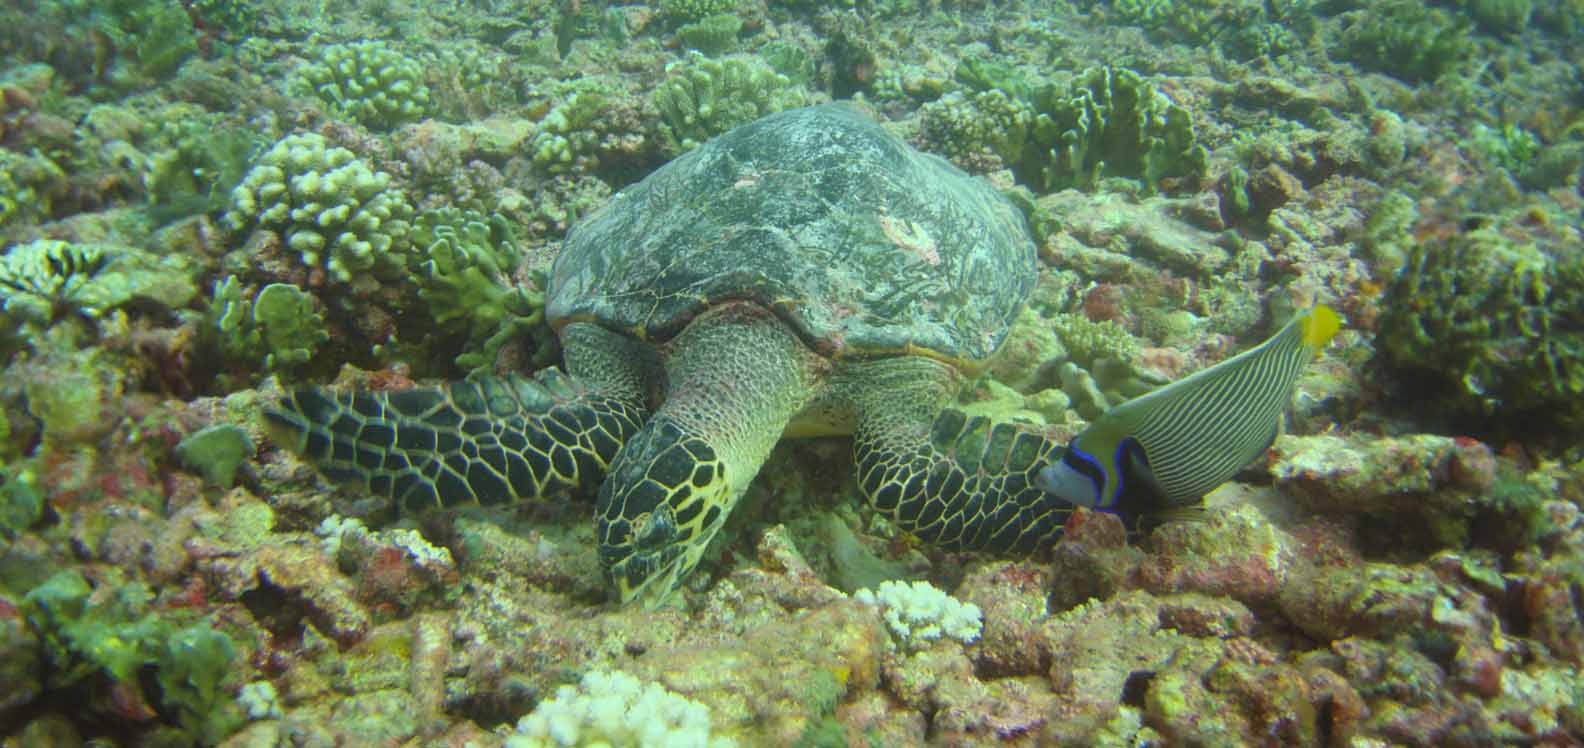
<box><xmin>266</xmin><ymin>103</ymin><xmax>1125</xmax><ymax>605</ymax></box>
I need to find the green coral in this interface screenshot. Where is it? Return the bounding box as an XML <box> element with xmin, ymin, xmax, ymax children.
<box><xmin>206</xmin><ymin>275</ymin><xmax>329</xmax><ymax>372</ymax></box>
<box><xmin>1460</xmin><ymin>0</ymin><xmax>1532</xmax><ymax>34</ymax></box>
<box><xmin>1105</xmin><ymin>0</ymin><xmax>1310</xmax><ymax>59</ymax></box>
<box><xmin>918</xmin><ymin>89</ymin><xmax>1034</xmax><ymax>169</ymax></box>
<box><xmin>1025</xmin><ymin>66</ymin><xmax>1208</xmax><ymax>194</ymax></box>
<box><xmin>83</xmin><ymin>0</ymin><xmax>200</xmax><ymax>79</ymax></box>
<box><xmin>660</xmin><ymin>0</ymin><xmax>738</xmax><ymax>24</ymax></box>
<box><xmin>225</xmin><ymin>132</ymin><xmax>414</xmax><ymax>283</ymax></box>
<box><xmin>525</xmin><ymin>174</ymin><xmax>612</xmax><ymax>238</ymax></box>
<box><xmin>22</xmin><ymin>569</ymin><xmax>244</xmax><ymax>745</ymax></box>
<box><xmin>409</xmin><ymin>208</ymin><xmax>546</xmax><ymax>375</ymax></box>
<box><xmin>529</xmin><ymin>92</ymin><xmax>607</xmax><ymax>175</ymax></box>
<box><xmin>187</xmin><ymin>0</ymin><xmax>258</xmax><ymax>38</ymax></box>
<box><xmin>1376</xmin><ymin>223</ymin><xmax>1584</xmax><ymax>436</ymax></box>
<box><xmin>1109</xmin><ymin>0</ymin><xmax>1220</xmax><ymax>42</ymax></box>
<box><xmin>676</xmin><ymin>12</ymin><xmax>743</xmax><ymax>55</ymax></box>
<box><xmin>0</xmin><ymin>461</ymin><xmax>44</xmax><ymax>536</ymax></box>
<box><xmin>1336</xmin><ymin>0</ymin><xmax>1474</xmax><ymax>83</ymax></box>
<box><xmin>291</xmin><ymin>41</ymin><xmax>433</xmax><ymax>131</ymax></box>
<box><xmin>1471</xmin><ymin>122</ymin><xmax>1540</xmax><ymax>172</ymax></box>
<box><xmin>175</xmin><ymin>424</ymin><xmax>254</xmax><ymax>487</ymax></box>
<box><xmin>652</xmin><ymin>52</ymin><xmax>808</xmax><ymax>153</ymax></box>
<box><xmin>141</xmin><ymin>107</ymin><xmax>262</xmax><ymax>219</ymax></box>
<box><xmin>760</xmin><ymin>41</ymin><xmax>817</xmax><ymax>87</ymax></box>
<box><xmin>954</xmin><ymin>55</ymin><xmax>1033</xmax><ymax>101</ymax></box>
<box><xmin>0</xmin><ymin>147</ymin><xmax>67</xmax><ymax>234</ymax></box>
<box><xmin>421</xmin><ymin>42</ymin><xmax>513</xmax><ymax>120</ymax></box>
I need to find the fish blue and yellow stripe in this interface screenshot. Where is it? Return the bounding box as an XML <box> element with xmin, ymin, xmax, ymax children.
<box><xmin>1036</xmin><ymin>304</ymin><xmax>1341</xmax><ymax>512</ymax></box>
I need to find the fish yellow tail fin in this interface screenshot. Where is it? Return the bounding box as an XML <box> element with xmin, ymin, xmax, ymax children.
<box><xmin>1302</xmin><ymin>304</ymin><xmax>1341</xmax><ymax>354</ymax></box>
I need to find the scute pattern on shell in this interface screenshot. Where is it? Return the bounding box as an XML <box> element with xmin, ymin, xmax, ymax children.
<box><xmin>547</xmin><ymin>103</ymin><xmax>1038</xmax><ymax>364</ymax></box>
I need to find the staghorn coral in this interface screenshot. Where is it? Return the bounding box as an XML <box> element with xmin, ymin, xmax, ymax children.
<box><xmin>291</xmin><ymin>41</ymin><xmax>433</xmax><ymax>131</ymax></box>
<box><xmin>225</xmin><ymin>132</ymin><xmax>414</xmax><ymax>284</ymax></box>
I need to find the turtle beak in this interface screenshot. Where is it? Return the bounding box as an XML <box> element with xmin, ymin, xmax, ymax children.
<box><xmin>609</xmin><ymin>553</ymin><xmax>690</xmax><ymax>608</ymax></box>
<box><xmin>600</xmin><ymin>495</ymin><xmax>715</xmax><ymax>608</ymax></box>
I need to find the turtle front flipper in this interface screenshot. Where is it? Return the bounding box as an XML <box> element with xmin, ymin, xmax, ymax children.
<box><xmin>597</xmin><ymin>304</ymin><xmax>820</xmax><ymax>607</ymax></box>
<box><xmin>846</xmin><ymin>357</ymin><xmax>1077</xmax><ymax>553</ymax></box>
<box><xmin>265</xmin><ymin>371</ymin><xmax>646</xmax><ymax>513</ymax></box>
<box><xmin>265</xmin><ymin>322</ymin><xmax>651</xmax><ymax>514</ymax></box>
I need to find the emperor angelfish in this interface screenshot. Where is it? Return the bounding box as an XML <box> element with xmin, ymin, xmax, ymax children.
<box><xmin>1036</xmin><ymin>304</ymin><xmax>1341</xmax><ymax>513</ymax></box>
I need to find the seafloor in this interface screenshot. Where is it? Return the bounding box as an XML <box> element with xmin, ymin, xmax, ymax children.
<box><xmin>1</xmin><ymin>0</ymin><xmax>1582</xmax><ymax>746</ymax></box>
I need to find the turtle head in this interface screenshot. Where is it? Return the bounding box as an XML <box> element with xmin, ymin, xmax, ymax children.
<box><xmin>596</xmin><ymin>419</ymin><xmax>734</xmax><ymax>607</ymax></box>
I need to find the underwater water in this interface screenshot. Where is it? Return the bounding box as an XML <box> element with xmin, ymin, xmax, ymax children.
<box><xmin>1</xmin><ymin>0</ymin><xmax>1582</xmax><ymax>745</ymax></box>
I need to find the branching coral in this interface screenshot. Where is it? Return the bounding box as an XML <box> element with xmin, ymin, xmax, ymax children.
<box><xmin>1026</xmin><ymin>66</ymin><xmax>1208</xmax><ymax>194</ymax></box>
<box><xmin>225</xmin><ymin>132</ymin><xmax>414</xmax><ymax>284</ymax></box>
<box><xmin>409</xmin><ymin>208</ymin><xmax>546</xmax><ymax>375</ymax></box>
<box><xmin>291</xmin><ymin>41</ymin><xmax>433</xmax><ymax>131</ymax></box>
<box><xmin>854</xmin><ymin>579</ymin><xmax>983</xmax><ymax>651</ymax></box>
<box><xmin>652</xmin><ymin>52</ymin><xmax>808</xmax><ymax>153</ymax></box>
<box><xmin>529</xmin><ymin>92</ymin><xmax>607</xmax><ymax>175</ymax></box>
<box><xmin>506</xmin><ymin>669</ymin><xmax>734</xmax><ymax>748</ymax></box>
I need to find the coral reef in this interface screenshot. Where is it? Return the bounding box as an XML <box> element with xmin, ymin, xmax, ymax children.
<box><xmin>408</xmin><ymin>207</ymin><xmax>547</xmax><ymax>375</ymax></box>
<box><xmin>205</xmin><ymin>275</ymin><xmax>330</xmax><ymax>374</ymax></box>
<box><xmin>0</xmin><ymin>0</ymin><xmax>1582</xmax><ymax>745</ymax></box>
<box><xmin>1335</xmin><ymin>0</ymin><xmax>1475</xmax><ymax>83</ymax></box>
<box><xmin>854</xmin><ymin>580</ymin><xmax>983</xmax><ymax>651</ymax></box>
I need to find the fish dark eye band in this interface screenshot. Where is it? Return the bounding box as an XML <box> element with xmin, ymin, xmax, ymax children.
<box><xmin>1061</xmin><ymin>446</ymin><xmax>1107</xmax><ymax>506</ymax></box>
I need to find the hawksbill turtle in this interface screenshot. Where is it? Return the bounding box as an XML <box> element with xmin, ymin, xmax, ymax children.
<box><xmin>265</xmin><ymin>103</ymin><xmax>1158</xmax><ymax>605</ymax></box>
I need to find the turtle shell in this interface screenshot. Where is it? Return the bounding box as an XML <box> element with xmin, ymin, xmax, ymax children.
<box><xmin>547</xmin><ymin>103</ymin><xmax>1037</xmax><ymax>364</ymax></box>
